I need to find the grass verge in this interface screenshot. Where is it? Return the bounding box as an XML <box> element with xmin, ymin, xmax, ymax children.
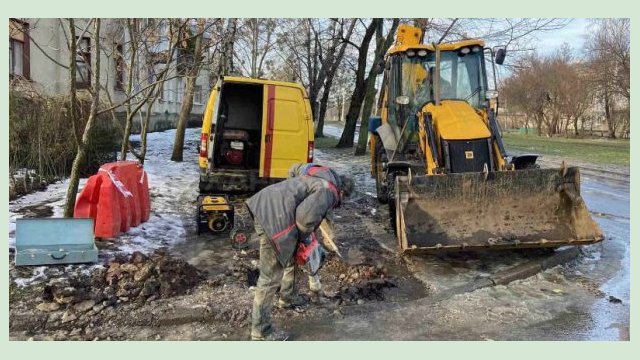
<box><xmin>502</xmin><ymin>132</ymin><xmax>629</xmax><ymax>167</ymax></box>
<box><xmin>314</xmin><ymin>136</ymin><xmax>339</xmax><ymax>149</ymax></box>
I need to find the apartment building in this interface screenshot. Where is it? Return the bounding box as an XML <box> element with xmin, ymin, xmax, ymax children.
<box><xmin>9</xmin><ymin>18</ymin><xmax>211</xmax><ymax>132</ymax></box>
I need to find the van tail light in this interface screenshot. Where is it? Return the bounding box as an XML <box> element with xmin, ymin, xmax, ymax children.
<box><xmin>307</xmin><ymin>141</ymin><xmax>314</xmax><ymax>163</ymax></box>
<box><xmin>200</xmin><ymin>133</ymin><xmax>208</xmax><ymax>158</ymax></box>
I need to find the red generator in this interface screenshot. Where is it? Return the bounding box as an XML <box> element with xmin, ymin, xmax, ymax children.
<box><xmin>220</xmin><ymin>129</ymin><xmax>250</xmax><ymax>167</ymax></box>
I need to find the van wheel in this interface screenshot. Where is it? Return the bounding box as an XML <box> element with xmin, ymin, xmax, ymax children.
<box><xmin>374</xmin><ymin>136</ymin><xmax>389</xmax><ymax>204</ymax></box>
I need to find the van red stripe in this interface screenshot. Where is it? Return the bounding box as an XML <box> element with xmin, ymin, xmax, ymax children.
<box><xmin>263</xmin><ymin>85</ymin><xmax>276</xmax><ymax>178</ymax></box>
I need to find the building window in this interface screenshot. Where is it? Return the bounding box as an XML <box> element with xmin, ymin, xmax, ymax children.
<box><xmin>114</xmin><ymin>43</ymin><xmax>124</xmax><ymax>91</ymax></box>
<box><xmin>9</xmin><ymin>39</ymin><xmax>23</xmax><ymax>75</ymax></box>
<box><xmin>147</xmin><ymin>66</ymin><xmax>157</xmax><ymax>85</ymax></box>
<box><xmin>9</xmin><ymin>19</ymin><xmax>30</xmax><ymax>79</ymax></box>
<box><xmin>76</xmin><ymin>36</ymin><xmax>91</xmax><ymax>88</ymax></box>
<box><xmin>193</xmin><ymin>85</ymin><xmax>203</xmax><ymax>104</ymax></box>
<box><xmin>161</xmin><ymin>78</ymin><xmax>172</xmax><ymax>102</ymax></box>
<box><xmin>176</xmin><ymin>78</ymin><xmax>184</xmax><ymax>103</ymax></box>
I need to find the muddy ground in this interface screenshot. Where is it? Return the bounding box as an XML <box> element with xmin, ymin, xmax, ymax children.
<box><xmin>8</xmin><ymin>127</ymin><xmax>630</xmax><ymax>340</ymax></box>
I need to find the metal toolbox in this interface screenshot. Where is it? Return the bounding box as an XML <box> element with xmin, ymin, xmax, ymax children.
<box><xmin>15</xmin><ymin>218</ymin><xmax>99</xmax><ymax>266</ymax></box>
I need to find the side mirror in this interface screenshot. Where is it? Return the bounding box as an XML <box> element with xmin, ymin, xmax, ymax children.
<box><xmin>395</xmin><ymin>96</ymin><xmax>410</xmax><ymax>105</ymax></box>
<box><xmin>485</xmin><ymin>90</ymin><xmax>499</xmax><ymax>99</ymax></box>
<box><xmin>495</xmin><ymin>48</ymin><xmax>506</xmax><ymax>65</ymax></box>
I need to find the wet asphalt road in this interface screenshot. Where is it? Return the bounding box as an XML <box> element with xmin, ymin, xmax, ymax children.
<box><xmin>573</xmin><ymin>171</ymin><xmax>630</xmax><ymax>339</ymax></box>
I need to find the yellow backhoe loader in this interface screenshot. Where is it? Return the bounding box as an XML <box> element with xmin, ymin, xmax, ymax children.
<box><xmin>369</xmin><ymin>24</ymin><xmax>603</xmax><ymax>252</ymax></box>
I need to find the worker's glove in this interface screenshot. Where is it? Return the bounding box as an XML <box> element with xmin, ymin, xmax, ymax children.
<box><xmin>295</xmin><ymin>233</ymin><xmax>327</xmax><ymax>275</ymax></box>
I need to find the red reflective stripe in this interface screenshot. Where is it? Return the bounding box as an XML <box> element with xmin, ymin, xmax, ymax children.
<box><xmin>302</xmin><ymin>174</ymin><xmax>340</xmax><ymax>204</ymax></box>
<box><xmin>263</xmin><ymin>85</ymin><xmax>276</xmax><ymax>178</ymax></box>
<box><xmin>272</xmin><ymin>223</ymin><xmax>296</xmax><ymax>240</ymax></box>
<box><xmin>326</xmin><ymin>181</ymin><xmax>339</xmax><ymax>205</ymax></box>
<box><xmin>307</xmin><ymin>166</ymin><xmax>327</xmax><ymax>176</ymax></box>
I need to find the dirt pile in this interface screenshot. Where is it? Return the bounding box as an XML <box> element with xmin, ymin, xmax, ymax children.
<box><xmin>322</xmin><ymin>258</ymin><xmax>396</xmax><ymax>304</ymax></box>
<box><xmin>40</xmin><ymin>249</ymin><xmax>205</xmax><ymax>313</ymax></box>
<box><xmin>98</xmin><ymin>249</ymin><xmax>206</xmax><ymax>302</ymax></box>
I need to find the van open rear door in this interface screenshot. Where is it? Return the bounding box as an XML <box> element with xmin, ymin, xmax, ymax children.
<box><xmin>205</xmin><ymin>79</ymin><xmax>222</xmax><ymax>171</ymax></box>
<box><xmin>260</xmin><ymin>84</ymin><xmax>310</xmax><ymax>179</ymax></box>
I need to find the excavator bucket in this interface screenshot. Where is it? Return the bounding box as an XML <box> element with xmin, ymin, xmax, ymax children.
<box><xmin>395</xmin><ymin>167</ymin><xmax>603</xmax><ymax>252</ymax></box>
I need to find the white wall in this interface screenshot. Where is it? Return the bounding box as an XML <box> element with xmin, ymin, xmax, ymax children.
<box><xmin>22</xmin><ymin>18</ymin><xmax>210</xmax><ymax>124</ymax></box>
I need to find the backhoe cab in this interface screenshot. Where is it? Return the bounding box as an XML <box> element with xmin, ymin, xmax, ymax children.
<box><xmin>369</xmin><ymin>24</ymin><xmax>603</xmax><ymax>252</ymax></box>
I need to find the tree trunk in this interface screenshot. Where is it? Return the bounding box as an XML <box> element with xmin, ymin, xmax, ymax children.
<box><xmin>604</xmin><ymin>90</ymin><xmax>616</xmax><ymax>139</ymax></box>
<box><xmin>63</xmin><ymin>18</ymin><xmax>78</xmax><ymax>218</ymax></box>
<box><xmin>315</xmin><ymin>71</ymin><xmax>339</xmax><ymax>138</ymax></box>
<box><xmin>354</xmin><ymin>19</ymin><xmax>400</xmax><ymax>154</ymax></box>
<box><xmin>337</xmin><ymin>85</ymin><xmax>367</xmax><ymax>148</ymax></box>
<box><xmin>536</xmin><ymin>114</ymin><xmax>543</xmax><ymax>136</ymax></box>
<box><xmin>64</xmin><ymin>19</ymin><xmax>101</xmax><ymax>217</ymax></box>
<box><xmin>315</xmin><ymin>87</ymin><xmax>330</xmax><ymax>138</ymax></box>
<box><xmin>337</xmin><ymin>19</ymin><xmax>380</xmax><ymax>148</ymax></box>
<box><xmin>354</xmin><ymin>81</ymin><xmax>378</xmax><ymax>155</ymax></box>
<box><xmin>171</xmin><ymin>77</ymin><xmax>196</xmax><ymax>161</ymax></box>
<box><xmin>171</xmin><ymin>20</ymin><xmax>204</xmax><ymax>162</ymax></box>
<box><xmin>340</xmin><ymin>93</ymin><xmax>346</xmax><ymax>121</ymax></box>
<box><xmin>310</xmin><ymin>19</ymin><xmax>356</xmax><ymax>135</ymax></box>
<box><xmin>250</xmin><ymin>19</ymin><xmax>258</xmax><ymax>78</ymax></box>
<box><xmin>351</xmin><ymin>19</ymin><xmax>399</xmax><ymax>153</ymax></box>
<box><xmin>140</xmin><ymin>92</ymin><xmax>160</xmax><ymax>164</ymax></box>
<box><xmin>218</xmin><ymin>18</ymin><xmax>237</xmax><ymax>76</ymax></box>
<box><xmin>120</xmin><ymin>19</ymin><xmax>138</xmax><ymax>160</ymax></box>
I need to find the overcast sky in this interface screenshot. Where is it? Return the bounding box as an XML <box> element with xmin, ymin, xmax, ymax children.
<box><xmin>533</xmin><ymin>18</ymin><xmax>591</xmax><ymax>56</ymax></box>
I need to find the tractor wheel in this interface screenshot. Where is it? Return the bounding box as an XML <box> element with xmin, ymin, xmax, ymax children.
<box><xmin>374</xmin><ymin>136</ymin><xmax>389</xmax><ymax>204</ymax></box>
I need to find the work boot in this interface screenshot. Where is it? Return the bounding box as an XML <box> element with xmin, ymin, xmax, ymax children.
<box><xmin>309</xmin><ymin>290</ymin><xmax>327</xmax><ymax>304</ymax></box>
<box><xmin>251</xmin><ymin>328</ymin><xmax>290</xmax><ymax>341</ymax></box>
<box><xmin>277</xmin><ymin>294</ymin><xmax>308</xmax><ymax>309</ymax></box>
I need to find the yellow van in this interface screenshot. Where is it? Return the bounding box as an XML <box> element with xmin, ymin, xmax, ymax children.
<box><xmin>199</xmin><ymin>76</ymin><xmax>315</xmax><ymax>193</ymax></box>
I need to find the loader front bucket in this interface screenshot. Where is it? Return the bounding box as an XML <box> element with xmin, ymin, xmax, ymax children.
<box><xmin>395</xmin><ymin>167</ymin><xmax>603</xmax><ymax>252</ymax></box>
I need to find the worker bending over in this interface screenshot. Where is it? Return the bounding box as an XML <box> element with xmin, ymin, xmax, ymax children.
<box><xmin>246</xmin><ymin>163</ymin><xmax>354</xmax><ymax>341</ymax></box>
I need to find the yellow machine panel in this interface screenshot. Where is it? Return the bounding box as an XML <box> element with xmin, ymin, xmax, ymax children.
<box><xmin>425</xmin><ymin>101</ymin><xmax>491</xmax><ymax>141</ymax></box>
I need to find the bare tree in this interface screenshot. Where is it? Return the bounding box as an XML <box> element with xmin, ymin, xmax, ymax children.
<box><xmin>333</xmin><ymin>19</ymin><xmax>377</xmax><ymax>148</ymax></box>
<box><xmin>274</xmin><ymin>19</ymin><xmax>356</xmax><ymax>136</ymax></box>
<box><xmin>235</xmin><ymin>18</ymin><xmax>278</xmax><ymax>78</ymax></box>
<box><xmin>585</xmin><ymin>18</ymin><xmax>630</xmax><ymax>138</ymax></box>
<box><xmin>63</xmin><ymin>18</ymin><xmax>101</xmax><ymax>217</ymax></box>
<box><xmin>354</xmin><ymin>19</ymin><xmax>399</xmax><ymax>154</ymax></box>
<box><xmin>98</xmin><ymin>19</ymin><xmax>187</xmax><ymax>164</ymax></box>
<box><xmin>218</xmin><ymin>18</ymin><xmax>238</xmax><ymax>76</ymax></box>
<box><xmin>501</xmin><ymin>55</ymin><xmax>547</xmax><ymax>136</ymax></box>
<box><xmin>118</xmin><ymin>19</ymin><xmax>140</xmax><ymax>160</ymax></box>
<box><xmin>502</xmin><ymin>47</ymin><xmax>596</xmax><ymax>138</ymax></box>
<box><xmin>171</xmin><ymin>19</ymin><xmax>207</xmax><ymax>162</ymax></box>
<box><xmin>314</xmin><ymin>19</ymin><xmax>356</xmax><ymax>137</ymax></box>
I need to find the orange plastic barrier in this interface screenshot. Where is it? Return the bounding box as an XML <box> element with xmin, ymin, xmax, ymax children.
<box><xmin>74</xmin><ymin>161</ymin><xmax>150</xmax><ymax>239</ymax></box>
<box><xmin>74</xmin><ymin>174</ymin><xmax>103</xmax><ymax>219</ymax></box>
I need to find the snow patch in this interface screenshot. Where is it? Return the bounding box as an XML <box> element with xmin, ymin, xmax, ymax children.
<box><xmin>13</xmin><ymin>266</ymin><xmax>47</xmax><ymax>287</ymax></box>
<box><xmin>8</xmin><ymin>128</ymin><xmax>200</xmax><ymax>259</ymax></box>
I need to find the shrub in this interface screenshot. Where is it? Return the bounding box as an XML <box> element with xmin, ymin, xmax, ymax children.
<box><xmin>9</xmin><ymin>89</ymin><xmax>122</xmax><ymax>195</ymax></box>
